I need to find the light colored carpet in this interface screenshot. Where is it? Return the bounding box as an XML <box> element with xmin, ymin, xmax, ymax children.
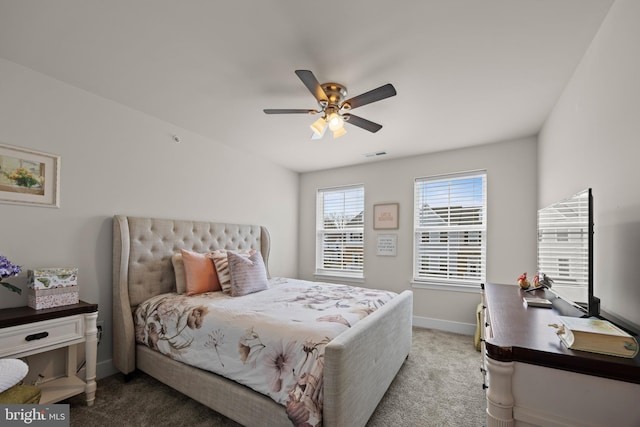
<box><xmin>67</xmin><ymin>328</ymin><xmax>486</xmax><ymax>426</ymax></box>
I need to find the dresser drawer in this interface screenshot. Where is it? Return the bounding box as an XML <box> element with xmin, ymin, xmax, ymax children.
<box><xmin>0</xmin><ymin>315</ymin><xmax>85</xmax><ymax>358</ymax></box>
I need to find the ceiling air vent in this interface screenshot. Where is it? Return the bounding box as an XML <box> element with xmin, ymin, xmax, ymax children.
<box><xmin>363</xmin><ymin>151</ymin><xmax>387</xmax><ymax>158</ymax></box>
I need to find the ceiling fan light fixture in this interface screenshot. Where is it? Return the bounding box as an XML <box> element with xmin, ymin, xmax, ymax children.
<box><xmin>310</xmin><ymin>117</ymin><xmax>327</xmax><ymax>135</ymax></box>
<box><xmin>332</xmin><ymin>127</ymin><xmax>347</xmax><ymax>139</ymax></box>
<box><xmin>327</xmin><ymin>113</ymin><xmax>344</xmax><ymax>131</ymax></box>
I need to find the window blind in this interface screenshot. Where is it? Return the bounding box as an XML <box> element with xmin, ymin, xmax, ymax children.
<box><xmin>316</xmin><ymin>185</ymin><xmax>364</xmax><ymax>278</ymax></box>
<box><xmin>413</xmin><ymin>171</ymin><xmax>487</xmax><ymax>286</ymax></box>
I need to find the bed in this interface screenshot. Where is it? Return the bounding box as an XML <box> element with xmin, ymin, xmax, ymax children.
<box><xmin>112</xmin><ymin>215</ymin><xmax>413</xmax><ymax>427</ymax></box>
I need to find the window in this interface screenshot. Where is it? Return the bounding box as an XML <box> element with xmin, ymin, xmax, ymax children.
<box><xmin>413</xmin><ymin>171</ymin><xmax>486</xmax><ymax>288</ymax></box>
<box><xmin>316</xmin><ymin>185</ymin><xmax>364</xmax><ymax>279</ymax></box>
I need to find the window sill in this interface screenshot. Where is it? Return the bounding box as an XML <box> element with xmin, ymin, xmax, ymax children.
<box><xmin>411</xmin><ymin>281</ymin><xmax>481</xmax><ymax>293</ymax></box>
<box><xmin>314</xmin><ymin>273</ymin><xmax>365</xmax><ymax>284</ymax></box>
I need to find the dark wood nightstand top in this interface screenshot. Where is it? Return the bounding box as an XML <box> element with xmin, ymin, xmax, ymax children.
<box><xmin>0</xmin><ymin>301</ymin><xmax>98</xmax><ymax>328</ymax></box>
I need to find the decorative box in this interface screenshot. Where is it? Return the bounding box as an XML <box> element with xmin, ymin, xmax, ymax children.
<box><xmin>27</xmin><ymin>268</ymin><xmax>79</xmax><ymax>310</ymax></box>
<box><xmin>27</xmin><ymin>268</ymin><xmax>78</xmax><ymax>289</ymax></box>
<box><xmin>28</xmin><ymin>285</ymin><xmax>79</xmax><ymax>310</ymax></box>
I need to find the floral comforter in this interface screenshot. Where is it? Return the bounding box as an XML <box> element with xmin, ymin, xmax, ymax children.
<box><xmin>134</xmin><ymin>277</ymin><xmax>397</xmax><ymax>427</ymax></box>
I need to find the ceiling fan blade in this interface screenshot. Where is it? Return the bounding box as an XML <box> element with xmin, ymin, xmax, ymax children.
<box><xmin>263</xmin><ymin>109</ymin><xmax>316</xmax><ymax>114</ymax></box>
<box><xmin>342</xmin><ymin>83</ymin><xmax>396</xmax><ymax>110</ymax></box>
<box><xmin>343</xmin><ymin>114</ymin><xmax>383</xmax><ymax>133</ymax></box>
<box><xmin>295</xmin><ymin>70</ymin><xmax>329</xmax><ymax>104</ymax></box>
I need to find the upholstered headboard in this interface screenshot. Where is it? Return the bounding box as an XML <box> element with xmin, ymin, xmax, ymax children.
<box><xmin>112</xmin><ymin>215</ymin><xmax>271</xmax><ymax>374</ymax></box>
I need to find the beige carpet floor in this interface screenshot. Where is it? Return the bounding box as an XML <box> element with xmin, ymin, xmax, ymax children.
<box><xmin>67</xmin><ymin>327</ymin><xmax>486</xmax><ymax>426</ymax></box>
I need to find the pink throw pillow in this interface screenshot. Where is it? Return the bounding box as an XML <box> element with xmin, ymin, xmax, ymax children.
<box><xmin>181</xmin><ymin>249</ymin><xmax>221</xmax><ymax>295</ymax></box>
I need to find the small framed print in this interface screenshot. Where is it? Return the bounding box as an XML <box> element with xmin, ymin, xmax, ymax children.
<box><xmin>373</xmin><ymin>203</ymin><xmax>399</xmax><ymax>230</ymax></box>
<box><xmin>377</xmin><ymin>234</ymin><xmax>397</xmax><ymax>256</ymax></box>
<box><xmin>0</xmin><ymin>143</ymin><xmax>60</xmax><ymax>208</ymax></box>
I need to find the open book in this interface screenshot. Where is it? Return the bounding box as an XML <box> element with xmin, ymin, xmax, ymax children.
<box><xmin>552</xmin><ymin>316</ymin><xmax>639</xmax><ymax>358</ymax></box>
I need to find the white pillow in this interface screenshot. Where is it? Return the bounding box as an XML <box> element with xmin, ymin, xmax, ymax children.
<box><xmin>0</xmin><ymin>359</ymin><xmax>29</xmax><ymax>393</ymax></box>
<box><xmin>171</xmin><ymin>253</ymin><xmax>187</xmax><ymax>294</ymax></box>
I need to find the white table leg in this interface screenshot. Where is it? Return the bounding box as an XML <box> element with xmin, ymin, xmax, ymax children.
<box><xmin>84</xmin><ymin>311</ymin><xmax>98</xmax><ymax>406</ymax></box>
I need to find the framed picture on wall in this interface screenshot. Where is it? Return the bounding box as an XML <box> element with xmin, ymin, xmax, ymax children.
<box><xmin>373</xmin><ymin>203</ymin><xmax>399</xmax><ymax>230</ymax></box>
<box><xmin>377</xmin><ymin>234</ymin><xmax>398</xmax><ymax>256</ymax></box>
<box><xmin>0</xmin><ymin>143</ymin><xmax>60</xmax><ymax>208</ymax></box>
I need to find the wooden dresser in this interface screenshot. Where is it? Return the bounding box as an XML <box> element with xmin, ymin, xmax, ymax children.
<box><xmin>480</xmin><ymin>283</ymin><xmax>640</xmax><ymax>427</ymax></box>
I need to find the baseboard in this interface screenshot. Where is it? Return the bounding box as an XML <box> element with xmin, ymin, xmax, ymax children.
<box><xmin>77</xmin><ymin>358</ymin><xmax>118</xmax><ymax>381</ymax></box>
<box><xmin>413</xmin><ymin>315</ymin><xmax>476</xmax><ymax>336</ymax></box>
<box><xmin>96</xmin><ymin>358</ymin><xmax>118</xmax><ymax>380</ymax></box>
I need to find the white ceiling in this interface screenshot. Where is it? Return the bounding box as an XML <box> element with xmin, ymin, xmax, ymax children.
<box><xmin>0</xmin><ymin>1</ymin><xmax>612</xmax><ymax>173</ymax></box>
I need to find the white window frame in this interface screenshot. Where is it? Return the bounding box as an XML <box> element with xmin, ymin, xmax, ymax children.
<box><xmin>412</xmin><ymin>171</ymin><xmax>487</xmax><ymax>292</ymax></box>
<box><xmin>315</xmin><ymin>184</ymin><xmax>365</xmax><ymax>281</ymax></box>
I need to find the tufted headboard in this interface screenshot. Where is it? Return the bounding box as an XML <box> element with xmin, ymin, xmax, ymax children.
<box><xmin>112</xmin><ymin>215</ymin><xmax>270</xmax><ymax>374</ymax></box>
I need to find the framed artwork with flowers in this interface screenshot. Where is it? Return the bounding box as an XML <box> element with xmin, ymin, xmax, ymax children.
<box><xmin>0</xmin><ymin>143</ymin><xmax>60</xmax><ymax>208</ymax></box>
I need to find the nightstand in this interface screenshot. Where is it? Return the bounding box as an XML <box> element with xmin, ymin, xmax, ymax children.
<box><xmin>0</xmin><ymin>301</ymin><xmax>98</xmax><ymax>406</ymax></box>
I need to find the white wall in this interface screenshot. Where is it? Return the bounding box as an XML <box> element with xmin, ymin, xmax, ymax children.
<box><xmin>0</xmin><ymin>58</ymin><xmax>299</xmax><ymax>376</ymax></box>
<box><xmin>539</xmin><ymin>0</ymin><xmax>640</xmax><ymax>329</ymax></box>
<box><xmin>299</xmin><ymin>137</ymin><xmax>538</xmax><ymax>332</ymax></box>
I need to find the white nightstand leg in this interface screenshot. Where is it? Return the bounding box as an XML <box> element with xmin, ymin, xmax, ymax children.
<box><xmin>84</xmin><ymin>311</ymin><xmax>98</xmax><ymax>406</ymax></box>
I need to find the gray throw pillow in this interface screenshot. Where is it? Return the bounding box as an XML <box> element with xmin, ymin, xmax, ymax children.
<box><xmin>228</xmin><ymin>251</ymin><xmax>269</xmax><ymax>297</ymax></box>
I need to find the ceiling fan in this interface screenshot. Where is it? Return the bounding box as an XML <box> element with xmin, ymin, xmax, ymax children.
<box><xmin>264</xmin><ymin>70</ymin><xmax>397</xmax><ymax>139</ymax></box>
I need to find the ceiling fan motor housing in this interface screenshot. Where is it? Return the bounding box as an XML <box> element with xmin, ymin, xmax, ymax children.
<box><xmin>321</xmin><ymin>83</ymin><xmax>348</xmax><ymax>110</ymax></box>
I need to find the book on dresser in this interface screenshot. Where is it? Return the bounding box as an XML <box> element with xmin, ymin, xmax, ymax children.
<box><xmin>523</xmin><ymin>296</ymin><xmax>553</xmax><ymax>308</ymax></box>
<box><xmin>554</xmin><ymin>316</ymin><xmax>639</xmax><ymax>358</ymax></box>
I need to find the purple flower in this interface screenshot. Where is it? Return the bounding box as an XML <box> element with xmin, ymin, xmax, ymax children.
<box><xmin>0</xmin><ymin>255</ymin><xmax>22</xmax><ymax>280</ymax></box>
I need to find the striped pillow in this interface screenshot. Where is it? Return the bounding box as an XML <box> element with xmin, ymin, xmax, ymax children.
<box><xmin>208</xmin><ymin>249</ymin><xmax>256</xmax><ymax>293</ymax></box>
<box><xmin>228</xmin><ymin>251</ymin><xmax>269</xmax><ymax>297</ymax></box>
